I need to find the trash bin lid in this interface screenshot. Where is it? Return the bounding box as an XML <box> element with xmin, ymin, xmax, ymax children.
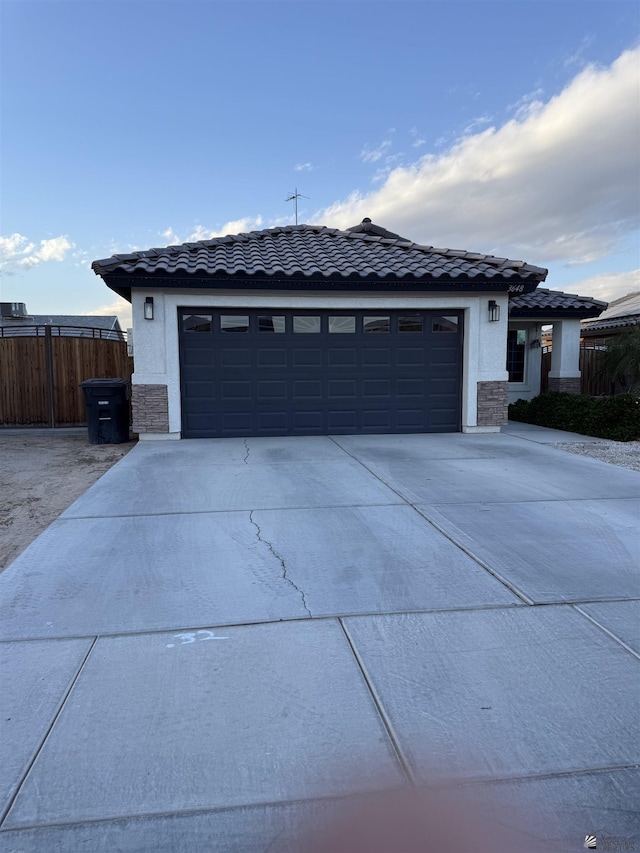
<box><xmin>80</xmin><ymin>378</ymin><xmax>130</xmax><ymax>387</ymax></box>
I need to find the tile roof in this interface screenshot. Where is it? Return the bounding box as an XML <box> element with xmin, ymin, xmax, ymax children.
<box><xmin>509</xmin><ymin>287</ymin><xmax>607</xmax><ymax>319</ymax></box>
<box><xmin>581</xmin><ymin>291</ymin><xmax>640</xmax><ymax>332</ymax></box>
<box><xmin>582</xmin><ymin>315</ymin><xmax>639</xmax><ymax>333</ymax></box>
<box><xmin>92</xmin><ymin>221</ymin><xmax>548</xmax><ymax>285</ymax></box>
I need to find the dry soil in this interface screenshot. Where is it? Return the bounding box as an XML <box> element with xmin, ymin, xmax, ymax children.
<box><xmin>0</xmin><ymin>432</ymin><xmax>135</xmax><ymax>571</ymax></box>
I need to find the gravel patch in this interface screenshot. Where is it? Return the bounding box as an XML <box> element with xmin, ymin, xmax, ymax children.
<box><xmin>553</xmin><ymin>439</ymin><xmax>640</xmax><ymax>472</ymax></box>
<box><xmin>0</xmin><ymin>432</ymin><xmax>135</xmax><ymax>571</ymax></box>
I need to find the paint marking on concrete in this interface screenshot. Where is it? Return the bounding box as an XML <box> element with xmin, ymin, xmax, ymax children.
<box><xmin>166</xmin><ymin>630</ymin><xmax>229</xmax><ymax>648</ymax></box>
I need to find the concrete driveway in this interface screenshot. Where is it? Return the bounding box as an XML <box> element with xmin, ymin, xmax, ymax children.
<box><xmin>1</xmin><ymin>429</ymin><xmax>638</xmax><ymax>851</ymax></box>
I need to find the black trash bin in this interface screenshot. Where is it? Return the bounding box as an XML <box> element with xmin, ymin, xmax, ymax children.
<box><xmin>80</xmin><ymin>378</ymin><xmax>131</xmax><ymax>445</ymax></box>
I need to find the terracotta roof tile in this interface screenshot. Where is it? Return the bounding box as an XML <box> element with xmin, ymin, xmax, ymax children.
<box><xmin>509</xmin><ymin>287</ymin><xmax>607</xmax><ymax>319</ymax></box>
<box><xmin>92</xmin><ymin>222</ymin><xmax>548</xmax><ymax>284</ymax></box>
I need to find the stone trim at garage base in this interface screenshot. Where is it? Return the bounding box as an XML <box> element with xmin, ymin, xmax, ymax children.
<box><xmin>547</xmin><ymin>376</ymin><xmax>581</xmax><ymax>394</ymax></box>
<box><xmin>477</xmin><ymin>381</ymin><xmax>508</xmax><ymax>427</ymax></box>
<box><xmin>132</xmin><ymin>384</ymin><xmax>169</xmax><ymax>434</ymax></box>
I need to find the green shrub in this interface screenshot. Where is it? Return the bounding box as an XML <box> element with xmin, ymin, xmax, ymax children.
<box><xmin>508</xmin><ymin>392</ymin><xmax>640</xmax><ymax>441</ymax></box>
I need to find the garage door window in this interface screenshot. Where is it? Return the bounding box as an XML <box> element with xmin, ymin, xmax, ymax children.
<box><xmin>258</xmin><ymin>315</ymin><xmax>286</xmax><ymax>333</ymax></box>
<box><xmin>183</xmin><ymin>314</ymin><xmax>213</xmax><ymax>332</ymax></box>
<box><xmin>293</xmin><ymin>316</ymin><xmax>321</xmax><ymax>333</ymax></box>
<box><xmin>364</xmin><ymin>316</ymin><xmax>390</xmax><ymax>334</ymax></box>
<box><xmin>221</xmin><ymin>316</ymin><xmax>249</xmax><ymax>333</ymax></box>
<box><xmin>329</xmin><ymin>316</ymin><xmax>356</xmax><ymax>334</ymax></box>
<box><xmin>399</xmin><ymin>316</ymin><xmax>424</xmax><ymax>333</ymax></box>
<box><xmin>433</xmin><ymin>316</ymin><xmax>459</xmax><ymax>333</ymax></box>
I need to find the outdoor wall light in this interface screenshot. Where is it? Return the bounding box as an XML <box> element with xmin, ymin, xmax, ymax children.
<box><xmin>488</xmin><ymin>300</ymin><xmax>500</xmax><ymax>322</ymax></box>
<box><xmin>144</xmin><ymin>296</ymin><xmax>154</xmax><ymax>320</ymax></box>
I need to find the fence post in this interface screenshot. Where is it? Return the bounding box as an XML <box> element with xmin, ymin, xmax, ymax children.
<box><xmin>44</xmin><ymin>325</ymin><xmax>55</xmax><ymax>428</ymax></box>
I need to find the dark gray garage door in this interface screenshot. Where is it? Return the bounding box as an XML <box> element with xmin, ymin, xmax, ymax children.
<box><xmin>179</xmin><ymin>309</ymin><xmax>463</xmax><ymax>438</ymax></box>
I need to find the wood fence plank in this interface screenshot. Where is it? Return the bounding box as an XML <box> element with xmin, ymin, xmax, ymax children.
<box><xmin>1</xmin><ymin>333</ymin><xmax>133</xmax><ymax>426</ymax></box>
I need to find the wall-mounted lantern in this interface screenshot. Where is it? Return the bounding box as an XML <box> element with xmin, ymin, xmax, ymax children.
<box><xmin>144</xmin><ymin>296</ymin><xmax>154</xmax><ymax>320</ymax></box>
<box><xmin>488</xmin><ymin>299</ymin><xmax>500</xmax><ymax>322</ymax></box>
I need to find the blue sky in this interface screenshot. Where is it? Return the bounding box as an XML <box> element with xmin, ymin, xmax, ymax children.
<box><xmin>1</xmin><ymin>0</ymin><xmax>639</xmax><ymax>326</ymax></box>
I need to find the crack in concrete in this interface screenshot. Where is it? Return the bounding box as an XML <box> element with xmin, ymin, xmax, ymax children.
<box><xmin>242</xmin><ymin>439</ymin><xmax>250</xmax><ymax>464</ymax></box>
<box><xmin>249</xmin><ymin>511</ymin><xmax>312</xmax><ymax>617</ymax></box>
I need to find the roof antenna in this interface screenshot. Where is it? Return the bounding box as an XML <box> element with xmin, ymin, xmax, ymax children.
<box><xmin>285</xmin><ymin>187</ymin><xmax>309</xmax><ymax>225</ymax></box>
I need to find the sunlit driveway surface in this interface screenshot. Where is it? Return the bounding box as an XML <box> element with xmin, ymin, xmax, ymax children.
<box><xmin>1</xmin><ymin>426</ymin><xmax>638</xmax><ymax>851</ymax></box>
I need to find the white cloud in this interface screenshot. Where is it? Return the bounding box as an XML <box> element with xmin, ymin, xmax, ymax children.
<box><xmin>313</xmin><ymin>47</ymin><xmax>640</xmax><ymax>269</ymax></box>
<box><xmin>0</xmin><ymin>233</ymin><xmax>74</xmax><ymax>274</ymax></box>
<box><xmin>159</xmin><ymin>217</ymin><xmax>265</xmax><ymax>245</ymax></box>
<box><xmin>360</xmin><ymin>139</ymin><xmax>392</xmax><ymax>163</ymax></box>
<box><xmin>87</xmin><ymin>297</ymin><xmax>132</xmax><ymax>329</ymax></box>
<box><xmin>564</xmin><ymin>35</ymin><xmax>595</xmax><ymax>69</ymax></box>
<box><xmin>294</xmin><ymin>162</ymin><xmax>314</xmax><ymax>172</ymax></box>
<box><xmin>461</xmin><ymin>114</ymin><xmax>493</xmax><ymax>136</ymax></box>
<box><xmin>554</xmin><ymin>269</ymin><xmax>640</xmax><ymax>304</ymax></box>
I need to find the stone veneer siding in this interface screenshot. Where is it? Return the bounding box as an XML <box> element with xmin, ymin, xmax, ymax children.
<box><xmin>547</xmin><ymin>377</ymin><xmax>581</xmax><ymax>394</ymax></box>
<box><xmin>132</xmin><ymin>384</ymin><xmax>169</xmax><ymax>433</ymax></box>
<box><xmin>477</xmin><ymin>381</ymin><xmax>509</xmax><ymax>426</ymax></box>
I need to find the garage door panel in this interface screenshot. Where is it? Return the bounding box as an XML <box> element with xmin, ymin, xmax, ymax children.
<box><xmin>397</xmin><ymin>410</ymin><xmax>426</xmax><ymax>429</ymax></box>
<box><xmin>181</xmin><ymin>347</ymin><xmax>215</xmax><ymax>367</ymax></box>
<box><xmin>221</xmin><ymin>381</ymin><xmax>252</xmax><ymax>400</ymax></box>
<box><xmin>257</xmin><ymin>348</ymin><xmax>287</xmax><ymax>367</ymax></box>
<box><xmin>292</xmin><ymin>349</ymin><xmax>323</xmax><ymax>367</ymax></box>
<box><xmin>179</xmin><ymin>309</ymin><xmax>462</xmax><ymax>437</ymax></box>
<box><xmin>396</xmin><ymin>348</ymin><xmax>425</xmax><ymax>366</ymax></box>
<box><xmin>184</xmin><ymin>412</ymin><xmax>219</xmax><ymax>433</ymax></box>
<box><xmin>220</xmin><ymin>349</ymin><xmax>251</xmax><ymax>367</ymax></box>
<box><xmin>293</xmin><ymin>411</ymin><xmax>324</xmax><ymax>432</ymax></box>
<box><xmin>328</xmin><ymin>411</ymin><xmax>358</xmax><ymax>430</ymax></box>
<box><xmin>184</xmin><ymin>380</ymin><xmax>215</xmax><ymax>399</ymax></box>
<box><xmin>430</xmin><ymin>346</ymin><xmax>460</xmax><ymax>366</ymax></box>
<box><xmin>362</xmin><ymin>410</ymin><xmax>392</xmax><ymax>429</ymax></box>
<box><xmin>293</xmin><ymin>380</ymin><xmax>323</xmax><ymax>398</ymax></box>
<box><xmin>329</xmin><ymin>349</ymin><xmax>357</xmax><ymax>367</ymax></box>
<box><xmin>329</xmin><ymin>379</ymin><xmax>357</xmax><ymax>398</ymax></box>
<box><xmin>258</xmin><ymin>381</ymin><xmax>288</xmax><ymax>399</ymax></box>
<box><xmin>258</xmin><ymin>412</ymin><xmax>288</xmax><ymax>431</ymax></box>
<box><xmin>221</xmin><ymin>412</ymin><xmax>253</xmax><ymax>433</ymax></box>
<box><xmin>362</xmin><ymin>379</ymin><xmax>391</xmax><ymax>398</ymax></box>
<box><xmin>362</xmin><ymin>349</ymin><xmax>391</xmax><ymax>366</ymax></box>
<box><xmin>396</xmin><ymin>379</ymin><xmax>424</xmax><ymax>397</ymax></box>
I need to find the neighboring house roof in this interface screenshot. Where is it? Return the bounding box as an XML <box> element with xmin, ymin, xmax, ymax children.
<box><xmin>0</xmin><ymin>314</ymin><xmax>122</xmax><ymax>337</ymax></box>
<box><xmin>581</xmin><ymin>291</ymin><xmax>640</xmax><ymax>334</ymax></box>
<box><xmin>92</xmin><ymin>220</ymin><xmax>548</xmax><ymax>300</ymax></box>
<box><xmin>509</xmin><ymin>287</ymin><xmax>607</xmax><ymax>319</ymax></box>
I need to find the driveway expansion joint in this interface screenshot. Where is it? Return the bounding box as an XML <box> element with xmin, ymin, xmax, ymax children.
<box><xmin>248</xmin><ymin>511</ymin><xmax>312</xmax><ymax>617</ymax></box>
<box><xmin>0</xmin><ymin>636</ymin><xmax>98</xmax><ymax>828</ymax></box>
<box><xmin>572</xmin><ymin>604</ymin><xmax>640</xmax><ymax>660</ymax></box>
<box><xmin>328</xmin><ymin>437</ymin><xmax>534</xmax><ymax>606</ymax></box>
<box><xmin>339</xmin><ymin>618</ymin><xmax>416</xmax><ymax>787</ymax></box>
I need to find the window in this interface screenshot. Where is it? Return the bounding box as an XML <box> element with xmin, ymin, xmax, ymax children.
<box><xmin>221</xmin><ymin>315</ymin><xmax>249</xmax><ymax>333</ymax></box>
<box><xmin>433</xmin><ymin>315</ymin><xmax>459</xmax><ymax>333</ymax></box>
<box><xmin>507</xmin><ymin>329</ymin><xmax>527</xmax><ymax>382</ymax></box>
<box><xmin>258</xmin><ymin>315</ymin><xmax>285</xmax><ymax>333</ymax></box>
<box><xmin>183</xmin><ymin>314</ymin><xmax>212</xmax><ymax>332</ymax></box>
<box><xmin>398</xmin><ymin>316</ymin><xmax>423</xmax><ymax>333</ymax></box>
<box><xmin>363</xmin><ymin>316</ymin><xmax>389</xmax><ymax>333</ymax></box>
<box><xmin>293</xmin><ymin>316</ymin><xmax>321</xmax><ymax>333</ymax></box>
<box><xmin>329</xmin><ymin>316</ymin><xmax>355</xmax><ymax>334</ymax></box>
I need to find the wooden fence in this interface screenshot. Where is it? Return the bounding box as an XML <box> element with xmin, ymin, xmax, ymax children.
<box><xmin>0</xmin><ymin>326</ymin><xmax>133</xmax><ymax>426</ymax></box>
<box><xmin>541</xmin><ymin>347</ymin><xmax>616</xmax><ymax>396</ymax></box>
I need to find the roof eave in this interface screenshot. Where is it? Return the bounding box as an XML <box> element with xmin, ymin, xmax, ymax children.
<box><xmin>102</xmin><ymin>273</ymin><xmax>542</xmax><ymax>302</ymax></box>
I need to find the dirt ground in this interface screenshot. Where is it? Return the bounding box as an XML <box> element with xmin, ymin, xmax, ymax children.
<box><xmin>0</xmin><ymin>431</ymin><xmax>136</xmax><ymax>571</ymax></box>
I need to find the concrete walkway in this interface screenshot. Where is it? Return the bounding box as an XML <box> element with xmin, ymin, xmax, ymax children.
<box><xmin>1</xmin><ymin>429</ymin><xmax>638</xmax><ymax>851</ymax></box>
